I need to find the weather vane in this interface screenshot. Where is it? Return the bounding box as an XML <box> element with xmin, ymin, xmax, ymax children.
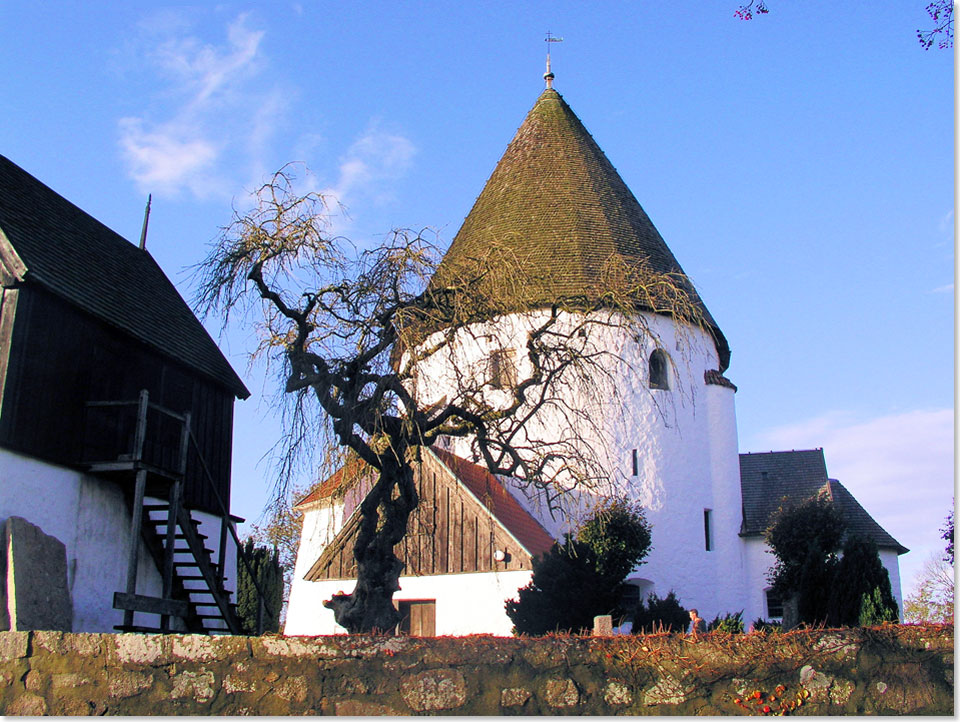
<box><xmin>544</xmin><ymin>31</ymin><xmax>563</xmax><ymax>89</ymax></box>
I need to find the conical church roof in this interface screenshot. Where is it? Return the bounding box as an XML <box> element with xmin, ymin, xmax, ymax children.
<box><xmin>433</xmin><ymin>88</ymin><xmax>730</xmax><ymax>370</ymax></box>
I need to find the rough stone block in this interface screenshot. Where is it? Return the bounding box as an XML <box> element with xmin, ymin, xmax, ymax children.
<box><xmin>4</xmin><ymin>517</ymin><xmax>72</xmax><ymax>631</ymax></box>
<box><xmin>544</xmin><ymin>677</ymin><xmax>580</xmax><ymax>707</ymax></box>
<box><xmin>0</xmin><ymin>631</ymin><xmax>29</xmax><ymax>660</ymax></box>
<box><xmin>593</xmin><ymin>614</ymin><xmax>613</xmax><ymax>636</ymax></box>
<box><xmin>500</xmin><ymin>687</ymin><xmax>531</xmax><ymax>707</ymax></box>
<box><xmin>400</xmin><ymin>669</ymin><xmax>467</xmax><ymax>711</ymax></box>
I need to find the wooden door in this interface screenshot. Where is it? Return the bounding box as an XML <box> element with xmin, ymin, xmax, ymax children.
<box><xmin>397</xmin><ymin>600</ymin><xmax>436</xmax><ymax>636</ymax></box>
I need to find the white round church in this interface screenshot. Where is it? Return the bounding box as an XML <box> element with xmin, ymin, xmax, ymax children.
<box><xmin>284</xmin><ymin>81</ymin><xmax>905</xmax><ymax>637</ymax></box>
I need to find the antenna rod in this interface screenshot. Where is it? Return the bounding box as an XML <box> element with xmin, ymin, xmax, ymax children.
<box><xmin>138</xmin><ymin>194</ymin><xmax>152</xmax><ymax>250</ymax></box>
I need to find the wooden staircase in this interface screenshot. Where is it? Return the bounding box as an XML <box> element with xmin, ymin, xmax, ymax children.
<box><xmin>112</xmin><ymin>501</ymin><xmax>243</xmax><ymax>635</ymax></box>
<box><xmin>84</xmin><ymin>389</ymin><xmax>268</xmax><ymax>635</ymax></box>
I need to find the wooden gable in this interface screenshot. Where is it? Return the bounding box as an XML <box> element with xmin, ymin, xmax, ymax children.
<box><xmin>304</xmin><ymin>450</ymin><xmax>550</xmax><ymax>581</ymax></box>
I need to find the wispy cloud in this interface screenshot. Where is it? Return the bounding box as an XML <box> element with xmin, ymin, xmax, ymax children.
<box><xmin>938</xmin><ymin>209</ymin><xmax>954</xmax><ymax>234</ymax></box>
<box><xmin>754</xmin><ymin>408</ymin><xmax>954</xmax><ymax>597</ymax></box>
<box><xmin>313</xmin><ymin>124</ymin><xmax>417</xmax><ymax>231</ymax></box>
<box><xmin>118</xmin><ymin>12</ymin><xmax>283</xmax><ymax>199</ymax></box>
<box><xmin>929</xmin><ymin>283</ymin><xmax>954</xmax><ymax>294</ymax></box>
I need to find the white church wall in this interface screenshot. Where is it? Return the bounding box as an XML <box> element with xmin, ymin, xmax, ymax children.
<box><xmin>879</xmin><ymin>548</ymin><xmax>904</xmax><ymax>621</ymax></box>
<box><xmin>0</xmin><ymin>447</ymin><xmax>163</xmax><ymax>632</ymax></box>
<box><xmin>410</xmin><ymin>310</ymin><xmax>742</xmax><ymax>623</ymax></box>
<box><xmin>285</xmin><ymin>569</ymin><xmax>534</xmax><ymax>637</ymax></box>
<box><xmin>704</xmin><ymin>382</ymin><xmax>749</xmax><ymax>618</ymax></box>
<box><xmin>741</xmin><ymin>536</ymin><xmax>777</xmax><ymax>625</ymax></box>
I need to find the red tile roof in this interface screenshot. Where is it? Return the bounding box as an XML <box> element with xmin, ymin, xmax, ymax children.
<box><xmin>432</xmin><ymin>448</ymin><xmax>555</xmax><ymax>557</ymax></box>
<box><xmin>293</xmin><ymin>457</ymin><xmax>370</xmax><ymax>509</ymax></box>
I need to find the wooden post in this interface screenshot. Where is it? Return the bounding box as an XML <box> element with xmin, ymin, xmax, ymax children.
<box><xmin>122</xmin><ymin>390</ymin><xmax>150</xmax><ymax>629</ymax></box>
<box><xmin>217</xmin><ymin>517</ymin><xmax>228</xmax><ymax>588</ymax></box>
<box><xmin>123</xmin><ymin>469</ymin><xmax>147</xmax><ymax>629</ymax></box>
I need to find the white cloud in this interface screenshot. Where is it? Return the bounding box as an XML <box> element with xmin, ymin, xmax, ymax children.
<box><xmin>119</xmin><ymin>13</ymin><xmax>283</xmax><ymax>199</ymax></box>
<box><xmin>929</xmin><ymin>283</ymin><xmax>954</xmax><ymax>294</ymax></box>
<box><xmin>938</xmin><ymin>209</ymin><xmax>954</xmax><ymax>234</ymax></box>
<box><xmin>754</xmin><ymin>408</ymin><xmax>954</xmax><ymax>599</ymax></box>
<box><xmin>315</xmin><ymin>124</ymin><xmax>416</xmax><ymax>230</ymax></box>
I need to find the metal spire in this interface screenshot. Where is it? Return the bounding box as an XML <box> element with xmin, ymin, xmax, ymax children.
<box><xmin>544</xmin><ymin>31</ymin><xmax>563</xmax><ymax>89</ymax></box>
<box><xmin>138</xmin><ymin>194</ymin><xmax>152</xmax><ymax>250</ymax></box>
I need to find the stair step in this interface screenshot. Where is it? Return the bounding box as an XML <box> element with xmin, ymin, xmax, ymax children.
<box><xmin>173</xmin><ymin>547</ymin><xmax>215</xmax><ymax>555</ymax></box>
<box><xmin>177</xmin><ymin>575</ymin><xmax>229</xmax><ymax>583</ymax></box>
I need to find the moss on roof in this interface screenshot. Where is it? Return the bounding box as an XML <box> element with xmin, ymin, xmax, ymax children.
<box><xmin>432</xmin><ymin>89</ymin><xmax>729</xmax><ymax>370</ymax></box>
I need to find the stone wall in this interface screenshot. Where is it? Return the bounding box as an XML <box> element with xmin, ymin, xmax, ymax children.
<box><xmin>0</xmin><ymin>625</ymin><xmax>952</xmax><ymax>715</ymax></box>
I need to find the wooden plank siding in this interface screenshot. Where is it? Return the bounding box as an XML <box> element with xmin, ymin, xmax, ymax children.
<box><xmin>305</xmin><ymin>452</ymin><xmax>538</xmax><ymax>582</ymax></box>
<box><xmin>0</xmin><ymin>285</ymin><xmax>235</xmax><ymax>515</ymax></box>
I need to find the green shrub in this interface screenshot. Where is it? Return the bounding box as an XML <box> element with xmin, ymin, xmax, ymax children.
<box><xmin>708</xmin><ymin>610</ymin><xmax>744</xmax><ymax>633</ymax></box>
<box><xmin>506</xmin><ymin>499</ymin><xmax>652</xmax><ymax>636</ymax></box>
<box><xmin>236</xmin><ymin>539</ymin><xmax>283</xmax><ymax>634</ymax></box>
<box><xmin>631</xmin><ymin>591</ymin><xmax>689</xmax><ymax>634</ymax></box>
<box><xmin>859</xmin><ymin>586</ymin><xmax>900</xmax><ymax>626</ymax></box>
<box><xmin>505</xmin><ymin>539</ymin><xmax>622</xmax><ymax>635</ymax></box>
<box><xmin>751</xmin><ymin>618</ymin><xmax>782</xmax><ymax>633</ymax></box>
<box><xmin>828</xmin><ymin>535</ymin><xmax>899</xmax><ymax>626</ymax></box>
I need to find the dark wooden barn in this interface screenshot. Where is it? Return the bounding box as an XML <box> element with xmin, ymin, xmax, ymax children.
<box><xmin>0</xmin><ymin>154</ymin><xmax>261</xmax><ymax>634</ymax></box>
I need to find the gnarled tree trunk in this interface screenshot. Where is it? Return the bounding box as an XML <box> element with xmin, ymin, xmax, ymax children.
<box><xmin>323</xmin><ymin>452</ymin><xmax>418</xmax><ymax>633</ymax></box>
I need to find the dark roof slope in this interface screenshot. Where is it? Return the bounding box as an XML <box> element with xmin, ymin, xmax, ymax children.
<box><xmin>0</xmin><ymin>154</ymin><xmax>248</xmax><ymax>398</ymax></box>
<box><xmin>739</xmin><ymin>449</ymin><xmax>908</xmax><ymax>554</ymax></box>
<box><xmin>432</xmin><ymin>88</ymin><xmax>729</xmax><ymax>370</ymax></box>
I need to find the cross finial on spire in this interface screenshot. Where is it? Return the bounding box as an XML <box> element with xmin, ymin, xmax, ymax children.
<box><xmin>544</xmin><ymin>31</ymin><xmax>563</xmax><ymax>89</ymax></box>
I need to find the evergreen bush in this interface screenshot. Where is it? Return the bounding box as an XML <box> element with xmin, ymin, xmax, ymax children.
<box><xmin>827</xmin><ymin>535</ymin><xmax>899</xmax><ymax>626</ymax></box>
<box><xmin>236</xmin><ymin>539</ymin><xmax>284</xmax><ymax>634</ymax></box>
<box><xmin>505</xmin><ymin>539</ymin><xmax>620</xmax><ymax>635</ymax></box>
<box><xmin>708</xmin><ymin>610</ymin><xmax>744</xmax><ymax>633</ymax></box>
<box><xmin>506</xmin><ymin>498</ymin><xmax>652</xmax><ymax>636</ymax></box>
<box><xmin>751</xmin><ymin>617</ymin><xmax>782</xmax><ymax>633</ymax></box>
<box><xmin>859</xmin><ymin>586</ymin><xmax>900</xmax><ymax>626</ymax></box>
<box><xmin>631</xmin><ymin>590</ymin><xmax>689</xmax><ymax>634</ymax></box>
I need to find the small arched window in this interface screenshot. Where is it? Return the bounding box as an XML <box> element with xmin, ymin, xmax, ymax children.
<box><xmin>648</xmin><ymin>349</ymin><xmax>669</xmax><ymax>390</ymax></box>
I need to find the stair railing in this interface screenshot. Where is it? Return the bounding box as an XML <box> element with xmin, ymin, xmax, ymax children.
<box><xmin>184</xmin><ymin>425</ymin><xmax>278</xmax><ymax>635</ymax></box>
<box><xmin>87</xmin><ymin>391</ymin><xmax>277</xmax><ymax>635</ymax></box>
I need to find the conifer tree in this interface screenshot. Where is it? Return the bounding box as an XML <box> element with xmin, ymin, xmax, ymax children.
<box><xmin>827</xmin><ymin>535</ymin><xmax>899</xmax><ymax>626</ymax></box>
<box><xmin>236</xmin><ymin>539</ymin><xmax>284</xmax><ymax>634</ymax></box>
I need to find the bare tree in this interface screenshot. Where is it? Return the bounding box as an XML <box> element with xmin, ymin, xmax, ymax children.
<box><xmin>197</xmin><ymin>164</ymin><xmax>709</xmax><ymax>633</ymax></box>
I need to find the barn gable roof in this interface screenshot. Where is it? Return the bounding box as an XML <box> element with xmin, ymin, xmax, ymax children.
<box><xmin>431</xmin><ymin>88</ymin><xmax>730</xmax><ymax>370</ymax></box>
<box><xmin>0</xmin><ymin>154</ymin><xmax>248</xmax><ymax>398</ymax></box>
<box><xmin>739</xmin><ymin>449</ymin><xmax>908</xmax><ymax>554</ymax></box>
<box><xmin>300</xmin><ymin>447</ymin><xmax>554</xmax><ymax>581</ymax></box>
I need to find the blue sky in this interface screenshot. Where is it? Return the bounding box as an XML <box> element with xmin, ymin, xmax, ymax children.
<box><xmin>1</xmin><ymin>2</ymin><xmax>953</xmax><ymax>600</ymax></box>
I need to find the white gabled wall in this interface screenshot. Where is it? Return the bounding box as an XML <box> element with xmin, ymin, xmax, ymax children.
<box><xmin>285</xmin><ymin>568</ymin><xmax>533</xmax><ymax>637</ymax></box>
<box><xmin>285</xmin><ymin>501</ymin><xmax>346</xmax><ymax>635</ymax></box>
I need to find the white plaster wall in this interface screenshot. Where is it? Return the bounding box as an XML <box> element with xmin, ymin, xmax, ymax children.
<box><xmin>1</xmin><ymin>448</ymin><xmax>242</xmax><ymax>633</ymax></box>
<box><xmin>0</xmin><ymin>447</ymin><xmax>163</xmax><ymax>632</ymax></box>
<box><xmin>285</xmin><ymin>569</ymin><xmax>533</xmax><ymax>637</ymax></box>
<box><xmin>879</xmin><ymin>548</ymin><xmax>904</xmax><ymax>621</ymax></box>
<box><xmin>285</xmin><ymin>502</ymin><xmax>345</xmax><ymax>636</ymax></box>
<box><xmin>742</xmin><ymin>537</ymin><xmax>778</xmax><ymax>625</ymax></box>
<box><xmin>409</xmin><ymin>310</ymin><xmax>744</xmax><ymax>623</ymax></box>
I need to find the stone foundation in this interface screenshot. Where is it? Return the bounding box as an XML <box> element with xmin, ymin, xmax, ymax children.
<box><xmin>0</xmin><ymin>625</ymin><xmax>952</xmax><ymax>715</ymax></box>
